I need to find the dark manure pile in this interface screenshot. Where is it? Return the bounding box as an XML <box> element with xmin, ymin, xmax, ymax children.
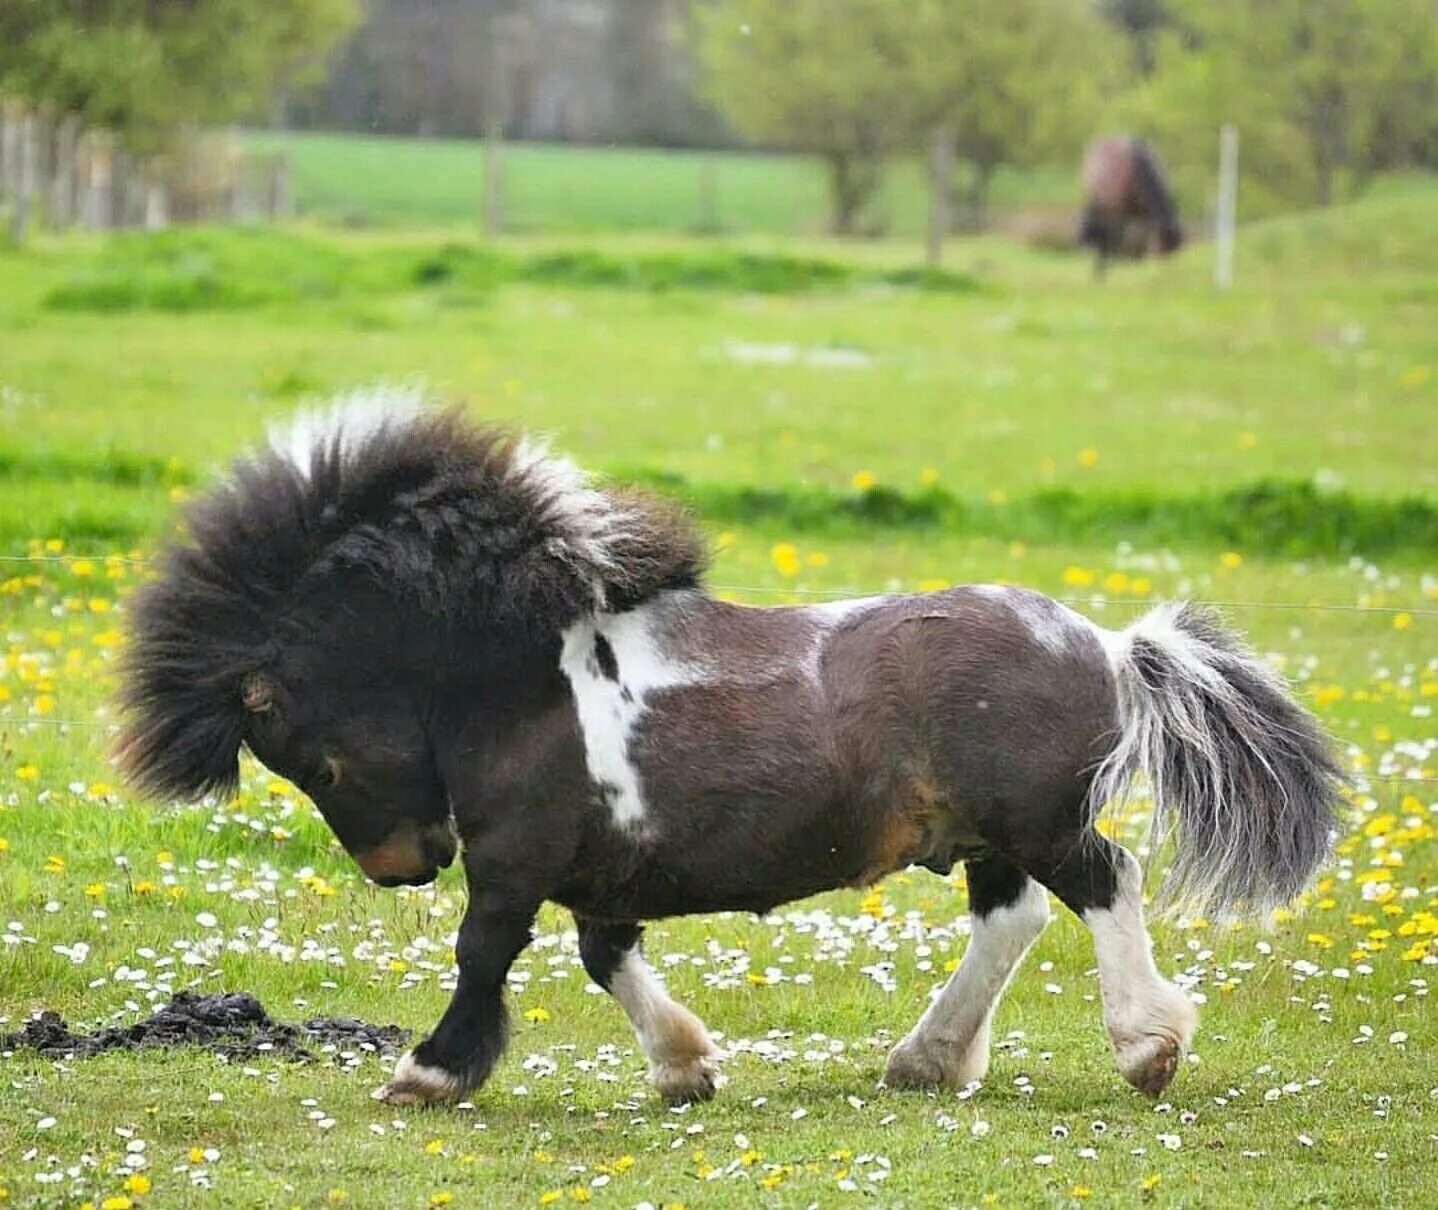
<box><xmin>1</xmin><ymin>992</ymin><xmax>409</xmax><ymax>1065</ymax></box>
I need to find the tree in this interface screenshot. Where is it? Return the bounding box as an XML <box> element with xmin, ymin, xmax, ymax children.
<box><xmin>901</xmin><ymin>0</ymin><xmax>1119</xmax><ymax>260</ymax></box>
<box><xmin>1123</xmin><ymin>0</ymin><xmax>1438</xmax><ymax>212</ymax></box>
<box><xmin>697</xmin><ymin>0</ymin><xmax>912</xmax><ymax>234</ymax></box>
<box><xmin>0</xmin><ymin>1</ymin><xmax>357</xmax><ymax>150</ymax></box>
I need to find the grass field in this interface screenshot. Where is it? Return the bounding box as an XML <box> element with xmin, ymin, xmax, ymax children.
<box><xmin>243</xmin><ymin>131</ymin><xmax>1075</xmax><ymax>237</ymax></box>
<box><xmin>1</xmin><ymin>185</ymin><xmax>1435</xmax><ymax>1208</ymax></box>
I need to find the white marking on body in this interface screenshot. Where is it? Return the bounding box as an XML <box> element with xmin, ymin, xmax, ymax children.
<box><xmin>801</xmin><ymin>595</ymin><xmax>886</xmax><ymax>680</ymax></box>
<box><xmin>560</xmin><ymin>599</ymin><xmax>708</xmax><ymax>828</ymax></box>
<box><xmin>609</xmin><ymin>949</ymin><xmax>722</xmax><ymax>1103</ymax></box>
<box><xmin>1082</xmin><ymin>847</ymin><xmax>1198</xmax><ymax>1094</ymax></box>
<box><xmin>973</xmin><ymin>584</ymin><xmax>1088</xmax><ymax>656</ymax></box>
<box><xmin>884</xmin><ymin>878</ymin><xmax>1051</xmax><ymax>1088</ymax></box>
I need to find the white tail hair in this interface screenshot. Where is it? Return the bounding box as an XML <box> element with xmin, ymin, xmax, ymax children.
<box><xmin>1090</xmin><ymin>603</ymin><xmax>1344</xmax><ymax>917</ymax></box>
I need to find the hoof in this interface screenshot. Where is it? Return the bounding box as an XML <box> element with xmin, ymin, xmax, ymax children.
<box><xmin>882</xmin><ymin>1036</ymin><xmax>987</xmax><ymax>1092</ymax></box>
<box><xmin>652</xmin><ymin>1055</ymin><xmax>722</xmax><ymax>1106</ymax></box>
<box><xmin>372</xmin><ymin>1052</ymin><xmax>463</xmax><ymax>1107</ymax></box>
<box><xmin>1115</xmin><ymin>1034</ymin><xmax>1183</xmax><ymax>1098</ymax></box>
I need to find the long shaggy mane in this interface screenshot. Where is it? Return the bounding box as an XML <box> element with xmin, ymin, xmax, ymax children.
<box><xmin>115</xmin><ymin>393</ymin><xmax>706</xmax><ymax>801</ymax></box>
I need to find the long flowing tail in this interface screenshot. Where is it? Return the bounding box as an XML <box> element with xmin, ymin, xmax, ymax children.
<box><xmin>1090</xmin><ymin>603</ymin><xmax>1345</xmax><ymax>917</ymax></box>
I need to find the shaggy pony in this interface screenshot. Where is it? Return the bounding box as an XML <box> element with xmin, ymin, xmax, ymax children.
<box><xmin>117</xmin><ymin>397</ymin><xmax>1341</xmax><ymax>1108</ymax></box>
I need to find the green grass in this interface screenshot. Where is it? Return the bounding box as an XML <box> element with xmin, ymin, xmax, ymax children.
<box><xmin>1</xmin><ymin>185</ymin><xmax>1436</xmax><ymax>1207</ymax></box>
<box><xmin>244</xmin><ymin>130</ymin><xmax>1076</xmax><ymax>236</ymax></box>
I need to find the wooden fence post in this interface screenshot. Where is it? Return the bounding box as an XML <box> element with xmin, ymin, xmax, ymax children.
<box><xmin>9</xmin><ymin>109</ymin><xmax>36</xmax><ymax>244</ymax></box>
<box><xmin>483</xmin><ymin>118</ymin><xmax>506</xmax><ymax>235</ymax></box>
<box><xmin>926</xmin><ymin>123</ymin><xmax>955</xmax><ymax>268</ymax></box>
<box><xmin>1215</xmin><ymin>123</ymin><xmax>1239</xmax><ymax>290</ymax></box>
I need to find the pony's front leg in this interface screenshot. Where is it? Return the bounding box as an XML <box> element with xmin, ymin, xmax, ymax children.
<box><xmin>576</xmin><ymin>916</ymin><xmax>723</xmax><ymax>1105</ymax></box>
<box><xmin>374</xmin><ymin>889</ymin><xmax>537</xmax><ymax>1106</ymax></box>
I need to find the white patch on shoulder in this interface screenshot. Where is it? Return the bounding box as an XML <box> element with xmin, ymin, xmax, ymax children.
<box><xmin>269</xmin><ymin>382</ymin><xmax>428</xmax><ymax>476</ymax></box>
<box><xmin>802</xmin><ymin>595</ymin><xmax>886</xmax><ymax>679</ymax></box>
<box><xmin>560</xmin><ymin>597</ymin><xmax>707</xmax><ymax>829</ymax></box>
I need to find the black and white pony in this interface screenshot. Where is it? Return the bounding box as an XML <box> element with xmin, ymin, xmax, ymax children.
<box><xmin>117</xmin><ymin>400</ymin><xmax>1341</xmax><ymax>1107</ymax></box>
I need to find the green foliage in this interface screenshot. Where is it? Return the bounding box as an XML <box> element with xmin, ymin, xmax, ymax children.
<box><xmin>902</xmin><ymin>0</ymin><xmax>1121</xmax><ymax>214</ymax></box>
<box><xmin>0</xmin><ymin>0</ymin><xmax>357</xmax><ymax>150</ymax></box>
<box><xmin>697</xmin><ymin>0</ymin><xmax>913</xmax><ymax>233</ymax></box>
<box><xmin>41</xmin><ymin>228</ymin><xmax>987</xmax><ymax>314</ymax></box>
<box><xmin>1115</xmin><ymin>0</ymin><xmax>1438</xmax><ymax>214</ymax></box>
<box><xmin>630</xmin><ymin>474</ymin><xmax>1438</xmax><ymax>559</ymax></box>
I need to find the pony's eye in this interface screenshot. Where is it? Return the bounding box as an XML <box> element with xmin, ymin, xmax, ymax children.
<box><xmin>317</xmin><ymin>756</ymin><xmax>343</xmax><ymax>789</ymax></box>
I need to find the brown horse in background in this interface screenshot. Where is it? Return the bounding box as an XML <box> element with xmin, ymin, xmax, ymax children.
<box><xmin>1080</xmin><ymin>136</ymin><xmax>1183</xmax><ymax>276</ymax></box>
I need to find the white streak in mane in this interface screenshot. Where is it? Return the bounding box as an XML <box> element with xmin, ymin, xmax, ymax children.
<box><xmin>560</xmin><ymin>596</ymin><xmax>708</xmax><ymax>830</ymax></box>
<box><xmin>508</xmin><ymin>434</ymin><xmax>634</xmax><ymax>592</ymax></box>
<box><xmin>268</xmin><ymin>382</ymin><xmax>428</xmax><ymax>477</ymax></box>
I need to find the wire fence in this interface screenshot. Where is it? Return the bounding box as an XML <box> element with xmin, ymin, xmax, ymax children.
<box><xmin>3</xmin><ymin>552</ymin><xmax>1436</xmax><ymax>618</ymax></box>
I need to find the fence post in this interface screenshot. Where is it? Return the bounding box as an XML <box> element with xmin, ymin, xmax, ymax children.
<box><xmin>9</xmin><ymin>109</ymin><xmax>35</xmax><ymax>244</ymax></box>
<box><xmin>1215</xmin><ymin>123</ymin><xmax>1239</xmax><ymax>290</ymax></box>
<box><xmin>696</xmin><ymin>158</ymin><xmax>719</xmax><ymax>234</ymax></box>
<box><xmin>48</xmin><ymin>115</ymin><xmax>78</xmax><ymax>229</ymax></box>
<box><xmin>271</xmin><ymin>151</ymin><xmax>292</xmax><ymax>220</ymax></box>
<box><xmin>483</xmin><ymin>117</ymin><xmax>506</xmax><ymax>235</ymax></box>
<box><xmin>926</xmin><ymin>123</ymin><xmax>955</xmax><ymax>268</ymax></box>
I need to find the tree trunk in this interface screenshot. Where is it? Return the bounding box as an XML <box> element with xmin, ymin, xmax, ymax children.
<box><xmin>926</xmin><ymin>124</ymin><xmax>955</xmax><ymax>267</ymax></box>
<box><xmin>964</xmin><ymin>161</ymin><xmax>993</xmax><ymax>232</ymax></box>
<box><xmin>827</xmin><ymin>152</ymin><xmax>879</xmax><ymax>236</ymax></box>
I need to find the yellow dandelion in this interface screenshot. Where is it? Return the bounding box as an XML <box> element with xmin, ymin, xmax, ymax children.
<box><xmin>569</xmin><ymin>1188</ymin><xmax>592</xmax><ymax>1204</ymax></box>
<box><xmin>715</xmin><ymin>531</ymin><xmax>737</xmax><ymax>551</ymax></box>
<box><xmin>987</xmin><ymin>487</ymin><xmax>1007</xmax><ymax>504</ymax></box>
<box><xmin>1078</xmin><ymin>448</ymin><xmax>1099</xmax><ymax>468</ymax></box>
<box><xmin>101</xmin><ymin>1198</ymin><xmax>132</xmax><ymax>1210</ymax></box>
<box><xmin>84</xmin><ymin>882</ymin><xmax>106</xmax><ymax>898</ymax></box>
<box><xmin>16</xmin><ymin>764</ymin><xmax>39</xmax><ymax>782</ymax></box>
<box><xmin>425</xmin><ymin>1139</ymin><xmax>446</xmax><ymax>1156</ymax></box>
<box><xmin>770</xmin><ymin>543</ymin><xmax>801</xmax><ymax>578</ymax></box>
<box><xmin>1238</xmin><ymin>431</ymin><xmax>1258</xmax><ymax>448</ymax></box>
<box><xmin>168</xmin><ymin>486</ymin><xmax>190</xmax><ymax>503</ymax></box>
<box><xmin>1062</xmin><ymin>566</ymin><xmax>1096</xmax><ymax>588</ymax></box>
<box><xmin>44</xmin><ymin>855</ymin><xmax>65</xmax><ymax>874</ymax></box>
<box><xmin>1393</xmin><ymin>612</ymin><xmax>1412</xmax><ymax>631</ymax></box>
<box><xmin>1399</xmin><ymin>364</ymin><xmax>1431</xmax><ymax>389</ymax></box>
<box><xmin>918</xmin><ymin>578</ymin><xmax>950</xmax><ymax>593</ymax></box>
<box><xmin>760</xmin><ymin>1174</ymin><xmax>784</xmax><ymax>1191</ymax></box>
<box><xmin>533</xmin><ymin>1150</ymin><xmax>554</xmax><ymax>1164</ymax></box>
<box><xmin>1141</xmin><ymin>1174</ymin><xmax>1161</xmax><ymax>1192</ymax></box>
<box><xmin>88</xmin><ymin>598</ymin><xmax>112</xmax><ymax>613</ymax></box>
<box><xmin>122</xmin><ymin>1175</ymin><xmax>151</xmax><ymax>1195</ymax></box>
<box><xmin>539</xmin><ymin>1194</ymin><xmax>563</xmax><ymax>1207</ymax></box>
<box><xmin>430</xmin><ymin>1193</ymin><xmax>455</xmax><ymax>1208</ymax></box>
<box><xmin>1220</xmin><ymin>551</ymin><xmax>1243</xmax><ymax>570</ymax></box>
<box><xmin>851</xmin><ymin>470</ymin><xmax>878</xmax><ymax>492</ymax></box>
<box><xmin>0</xmin><ymin>838</ymin><xmax>9</xmax><ymax>854</ymax></box>
<box><xmin>919</xmin><ymin>466</ymin><xmax>940</xmax><ymax>487</ymax></box>
<box><xmin>806</xmin><ymin>551</ymin><xmax>830</xmax><ymax>569</ymax></box>
<box><xmin>524</xmin><ymin>1006</ymin><xmax>551</xmax><ymax>1023</ymax></box>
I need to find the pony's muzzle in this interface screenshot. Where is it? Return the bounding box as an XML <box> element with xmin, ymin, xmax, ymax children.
<box><xmin>357</xmin><ymin>820</ymin><xmax>458</xmax><ymax>888</ymax></box>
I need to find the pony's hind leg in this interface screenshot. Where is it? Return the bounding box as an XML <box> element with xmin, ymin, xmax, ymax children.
<box><xmin>1035</xmin><ymin>836</ymin><xmax>1198</xmax><ymax>1096</ymax></box>
<box><xmin>576</xmin><ymin>916</ymin><xmax>723</xmax><ymax>1105</ymax></box>
<box><xmin>883</xmin><ymin>858</ymin><xmax>1050</xmax><ymax>1090</ymax></box>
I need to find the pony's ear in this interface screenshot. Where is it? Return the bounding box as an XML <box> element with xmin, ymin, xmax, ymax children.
<box><xmin>242</xmin><ymin>673</ymin><xmax>276</xmax><ymax>713</ymax></box>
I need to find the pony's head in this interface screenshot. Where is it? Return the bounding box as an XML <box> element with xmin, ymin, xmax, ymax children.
<box><xmin>115</xmin><ymin>392</ymin><xmax>705</xmax><ymax>886</ymax></box>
